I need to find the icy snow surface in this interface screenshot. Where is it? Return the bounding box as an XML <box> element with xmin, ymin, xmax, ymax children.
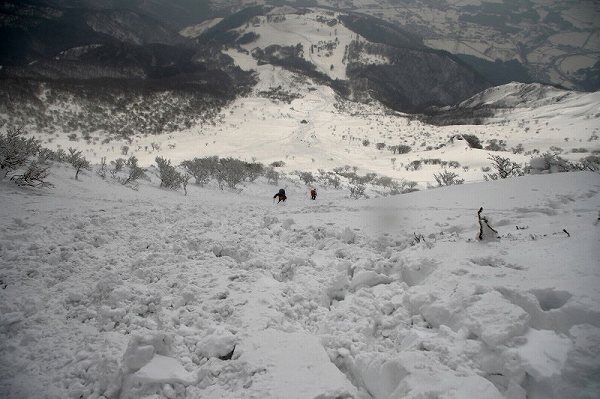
<box><xmin>0</xmin><ymin>166</ymin><xmax>599</xmax><ymax>398</ymax></box>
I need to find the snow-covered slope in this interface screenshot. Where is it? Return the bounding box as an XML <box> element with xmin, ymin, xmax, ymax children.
<box><xmin>1</xmin><ymin>165</ymin><xmax>599</xmax><ymax>398</ymax></box>
<box><xmin>30</xmin><ymin>74</ymin><xmax>599</xmax><ymax>190</ymax></box>
<box><xmin>459</xmin><ymin>82</ymin><xmax>600</xmax><ymax>111</ymax></box>
<box><xmin>179</xmin><ymin>18</ymin><xmax>224</xmax><ymax>38</ymax></box>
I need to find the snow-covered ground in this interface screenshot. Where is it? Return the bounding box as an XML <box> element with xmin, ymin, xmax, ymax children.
<box><xmin>1</xmin><ymin>163</ymin><xmax>599</xmax><ymax>398</ymax></box>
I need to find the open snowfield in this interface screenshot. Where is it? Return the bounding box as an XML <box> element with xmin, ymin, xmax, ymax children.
<box><xmin>1</xmin><ymin>163</ymin><xmax>599</xmax><ymax>398</ymax></box>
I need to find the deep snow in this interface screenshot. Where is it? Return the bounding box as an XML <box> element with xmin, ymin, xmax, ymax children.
<box><xmin>1</xmin><ymin>164</ymin><xmax>599</xmax><ymax>399</ymax></box>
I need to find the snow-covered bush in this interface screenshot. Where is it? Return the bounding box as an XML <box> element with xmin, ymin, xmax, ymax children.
<box><xmin>462</xmin><ymin>134</ymin><xmax>483</xmax><ymax>149</ymax></box>
<box><xmin>484</xmin><ymin>155</ymin><xmax>523</xmax><ymax>180</ymax></box>
<box><xmin>405</xmin><ymin>160</ymin><xmax>422</xmax><ymax>171</ymax></box>
<box><xmin>265</xmin><ymin>167</ymin><xmax>279</xmax><ymax>185</ymax></box>
<box><xmin>0</xmin><ymin>127</ymin><xmax>42</xmax><ymax>178</ymax></box>
<box><xmin>485</xmin><ymin>139</ymin><xmax>507</xmax><ymax>151</ymax></box>
<box><xmin>245</xmin><ymin>162</ymin><xmax>264</xmax><ymax>182</ymax></box>
<box><xmin>375</xmin><ymin>142</ymin><xmax>386</xmax><ymax>150</ymax></box>
<box><xmin>216</xmin><ymin>157</ymin><xmax>247</xmax><ymax>189</ymax></box>
<box><xmin>526</xmin><ymin>153</ymin><xmax>577</xmax><ymax>174</ymax></box>
<box><xmin>512</xmin><ymin>143</ymin><xmax>524</xmax><ymax>154</ymax></box>
<box><xmin>97</xmin><ymin>157</ymin><xmax>107</xmax><ymax>179</ymax></box>
<box><xmin>390</xmin><ymin>144</ymin><xmax>411</xmax><ymax>154</ymax></box>
<box><xmin>155</xmin><ymin>156</ymin><xmax>183</xmax><ymax>190</ymax></box>
<box><xmin>181</xmin><ymin>157</ymin><xmax>218</xmax><ymax>186</ymax></box>
<box><xmin>120</xmin><ymin>156</ymin><xmax>146</xmax><ymax>187</ymax></box>
<box><xmin>298</xmin><ymin>171</ymin><xmax>316</xmax><ymax>185</ymax></box>
<box><xmin>399</xmin><ymin>179</ymin><xmax>419</xmax><ymax>193</ymax></box>
<box><xmin>10</xmin><ymin>160</ymin><xmax>52</xmax><ymax>188</ymax></box>
<box><xmin>67</xmin><ymin>148</ymin><xmax>91</xmax><ymax>180</ymax></box>
<box><xmin>349</xmin><ymin>184</ymin><xmax>366</xmax><ymax>199</ymax></box>
<box><xmin>433</xmin><ymin>169</ymin><xmax>464</xmax><ymax>186</ymax></box>
<box><xmin>112</xmin><ymin>158</ymin><xmax>125</xmax><ymax>173</ymax></box>
<box><xmin>580</xmin><ymin>155</ymin><xmax>600</xmax><ymax>171</ymax></box>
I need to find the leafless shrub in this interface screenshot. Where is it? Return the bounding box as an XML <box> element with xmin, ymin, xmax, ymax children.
<box><xmin>349</xmin><ymin>184</ymin><xmax>366</xmax><ymax>199</ymax></box>
<box><xmin>484</xmin><ymin>155</ymin><xmax>523</xmax><ymax>180</ymax></box>
<box><xmin>433</xmin><ymin>169</ymin><xmax>464</xmax><ymax>186</ymax></box>
<box><xmin>485</xmin><ymin>139</ymin><xmax>507</xmax><ymax>151</ymax></box>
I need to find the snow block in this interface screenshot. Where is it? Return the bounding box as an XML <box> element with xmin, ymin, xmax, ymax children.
<box><xmin>351</xmin><ymin>352</ymin><xmax>503</xmax><ymax>399</ymax></box>
<box><xmin>240</xmin><ymin>329</ymin><xmax>357</xmax><ymax>398</ymax></box>
<box><xmin>465</xmin><ymin>291</ymin><xmax>530</xmax><ymax>347</ymax></box>
<box><xmin>349</xmin><ymin>270</ymin><xmax>393</xmax><ymax>291</ymax></box>
<box><xmin>195</xmin><ymin>327</ymin><xmax>237</xmax><ymax>359</ymax></box>
<box><xmin>131</xmin><ymin>355</ymin><xmax>195</xmax><ymax>385</ymax></box>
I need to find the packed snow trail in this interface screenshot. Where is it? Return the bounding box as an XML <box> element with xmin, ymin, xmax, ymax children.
<box><xmin>1</xmin><ymin>165</ymin><xmax>599</xmax><ymax>398</ymax></box>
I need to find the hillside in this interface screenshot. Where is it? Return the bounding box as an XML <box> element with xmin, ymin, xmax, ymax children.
<box><xmin>1</xmin><ymin>2</ymin><xmax>600</xmax><ymax>398</ymax></box>
<box><xmin>247</xmin><ymin>0</ymin><xmax>600</xmax><ymax>91</ymax></box>
<box><xmin>2</xmin><ymin>4</ymin><xmax>599</xmax><ymax>190</ymax></box>
<box><xmin>0</xmin><ymin>163</ymin><xmax>598</xmax><ymax>398</ymax></box>
<box><xmin>0</xmin><ymin>5</ymin><xmax>494</xmax><ymax>142</ymax></box>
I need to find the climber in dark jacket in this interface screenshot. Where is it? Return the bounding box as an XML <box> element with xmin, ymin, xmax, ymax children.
<box><xmin>273</xmin><ymin>188</ymin><xmax>287</xmax><ymax>203</ymax></box>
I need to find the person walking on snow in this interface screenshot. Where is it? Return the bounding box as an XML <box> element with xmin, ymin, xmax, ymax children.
<box><xmin>273</xmin><ymin>188</ymin><xmax>287</xmax><ymax>203</ymax></box>
<box><xmin>310</xmin><ymin>187</ymin><xmax>317</xmax><ymax>200</ymax></box>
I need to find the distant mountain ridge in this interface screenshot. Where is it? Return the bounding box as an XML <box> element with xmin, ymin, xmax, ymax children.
<box><xmin>2</xmin><ymin>1</ymin><xmax>592</xmax><ymax>141</ymax></box>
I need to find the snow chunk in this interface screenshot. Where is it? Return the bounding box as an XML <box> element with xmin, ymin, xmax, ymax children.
<box><xmin>351</xmin><ymin>352</ymin><xmax>503</xmax><ymax>399</ymax></box>
<box><xmin>518</xmin><ymin>328</ymin><xmax>572</xmax><ymax>380</ymax></box>
<box><xmin>340</xmin><ymin>227</ymin><xmax>356</xmax><ymax>244</ymax></box>
<box><xmin>465</xmin><ymin>291</ymin><xmax>530</xmax><ymax>346</ymax></box>
<box><xmin>195</xmin><ymin>328</ymin><xmax>236</xmax><ymax>359</ymax></box>
<box><xmin>132</xmin><ymin>355</ymin><xmax>196</xmax><ymax>385</ymax></box>
<box><xmin>241</xmin><ymin>330</ymin><xmax>357</xmax><ymax>398</ymax></box>
<box><xmin>122</xmin><ymin>333</ymin><xmax>172</xmax><ymax>373</ymax></box>
<box><xmin>349</xmin><ymin>270</ymin><xmax>393</xmax><ymax>291</ymax></box>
